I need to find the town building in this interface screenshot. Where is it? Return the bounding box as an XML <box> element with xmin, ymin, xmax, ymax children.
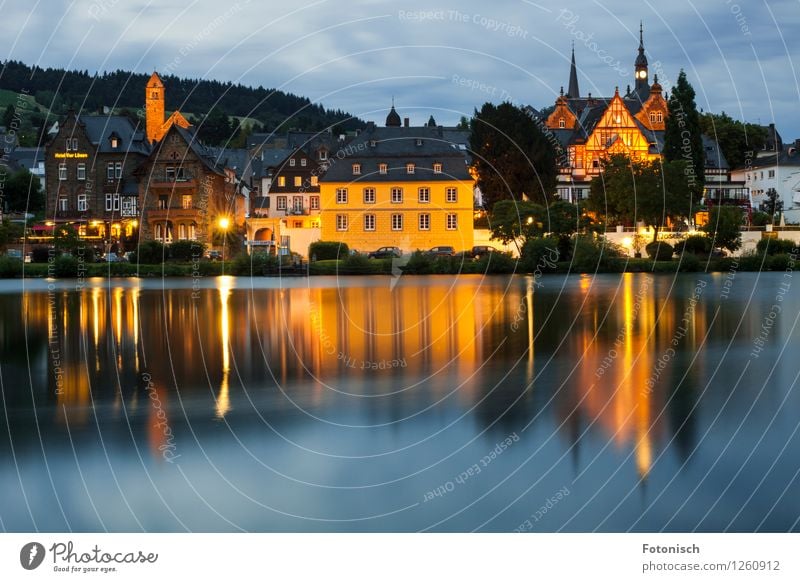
<box><xmin>318</xmin><ymin>107</ymin><xmax>475</xmax><ymax>254</ymax></box>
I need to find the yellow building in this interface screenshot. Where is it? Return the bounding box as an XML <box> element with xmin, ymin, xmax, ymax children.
<box><xmin>319</xmin><ymin>109</ymin><xmax>475</xmax><ymax>253</ymax></box>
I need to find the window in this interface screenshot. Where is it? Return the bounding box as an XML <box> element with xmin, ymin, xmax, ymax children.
<box><xmin>391</xmin><ymin>213</ymin><xmax>403</xmax><ymax>231</ymax></box>
<box><xmin>182</xmin><ymin>194</ymin><xmax>192</xmax><ymax>209</ymax></box>
<box><xmin>105</xmin><ymin>193</ymin><xmax>115</xmax><ymax>211</ymax></box>
<box><xmin>289</xmin><ymin>158</ymin><xmax>296</xmax><ymax>167</ymax></box>
<box><xmin>336</xmin><ymin>188</ymin><xmax>348</xmax><ymax>203</ymax></box>
<box><xmin>158</xmin><ymin>195</ymin><xmax>168</xmax><ymax>209</ymax></box>
<box><xmin>352</xmin><ymin>163</ymin><xmax>361</xmax><ymax>175</ymax></box>
<box><xmin>310</xmin><ymin>176</ymin><xmax>318</xmax><ymax>186</ymax></box>
<box><xmin>446</xmin><ymin>213</ymin><xmax>457</xmax><ymax>230</ymax></box>
<box><xmin>406</xmin><ymin>163</ymin><xmax>415</xmax><ymax>174</ymax></box>
<box><xmin>293</xmin><ymin>197</ymin><xmax>303</xmax><ymax>211</ymax></box>
<box><xmin>66</xmin><ymin>139</ymin><xmax>73</xmax><ymax>152</ymax></box>
<box><xmin>294</xmin><ymin>176</ymin><xmax>302</xmax><ymax>187</ymax></box>
<box><xmin>77</xmin><ymin>194</ymin><xmax>88</xmax><ymax>211</ymax></box>
<box><xmin>114</xmin><ymin>163</ymin><xmax>122</xmax><ymax>179</ymax></box>
<box><xmin>122</xmin><ymin>197</ymin><xmax>137</xmax><ymax>216</ymax></box>
<box><xmin>319</xmin><ymin>150</ymin><xmax>328</xmax><ymax>161</ymax></box>
<box><xmin>415</xmin><ymin>139</ymin><xmax>423</xmax><ymax>146</ymax></box>
<box><xmin>66</xmin><ymin>138</ymin><xmax>77</xmax><ymax>151</ymax></box>
<box><xmin>277</xmin><ymin>196</ymin><xmax>287</xmax><ymax>210</ymax></box>
<box><xmin>363</xmin><ymin>187</ymin><xmax>376</xmax><ymax>204</ymax></box>
<box><xmin>176</xmin><ymin>167</ymin><xmax>186</xmax><ymax>181</ymax></box>
<box><xmin>77</xmin><ymin>163</ymin><xmax>86</xmax><ymax>181</ymax></box>
<box><xmin>300</xmin><ymin>158</ymin><xmax>307</xmax><ymax>167</ymax></box>
<box><xmin>166</xmin><ymin>167</ymin><xmax>176</xmax><ymax>181</ymax></box>
<box><xmin>293</xmin><ymin>221</ymin><xmax>302</xmax><ymax>228</ymax></box>
<box><xmin>336</xmin><ymin>214</ymin><xmax>348</xmax><ymax>231</ymax></box>
<box><xmin>179</xmin><ymin>224</ymin><xmax>187</xmax><ymax>240</ymax></box>
<box><xmin>278</xmin><ymin>176</ymin><xmax>286</xmax><ymax>187</ymax></box>
<box><xmin>559</xmin><ymin>118</ymin><xmax>566</xmax><ymax>128</ymax></box>
<box><xmin>113</xmin><ymin>193</ymin><xmax>120</xmax><ymax>211</ymax></box>
<box><xmin>111</xmin><ymin>137</ymin><xmax>119</xmax><ymax>148</ymax></box>
<box><xmin>310</xmin><ymin>196</ymin><xmax>320</xmax><ymax>210</ymax></box>
<box><xmin>391</xmin><ymin>187</ymin><xmax>403</xmax><ymax>203</ymax></box>
<box><xmin>446</xmin><ymin>187</ymin><xmax>457</xmax><ymax>202</ymax></box>
<box><xmin>364</xmin><ymin>214</ymin><xmax>376</xmax><ymax>231</ymax></box>
<box><xmin>418</xmin><ymin>213</ymin><xmax>430</xmax><ymax>230</ymax></box>
<box><xmin>379</xmin><ymin>163</ymin><xmax>388</xmax><ymax>174</ymax></box>
<box><xmin>58</xmin><ymin>197</ymin><xmax>68</xmax><ymax>212</ymax></box>
<box><xmin>59</xmin><ymin>164</ymin><xmax>67</xmax><ymax>180</ymax></box>
<box><xmin>769</xmin><ymin>170</ymin><xmax>775</xmax><ymax>178</ymax></box>
<box><xmin>433</xmin><ymin>162</ymin><xmax>442</xmax><ymax>174</ymax></box>
<box><xmin>418</xmin><ymin>187</ymin><xmax>430</xmax><ymax>203</ymax></box>
<box><xmin>107</xmin><ymin>163</ymin><xmax>115</xmax><ymax>180</ymax></box>
<box><xmin>657</xmin><ymin>111</ymin><xmax>663</xmax><ymax>123</ymax></box>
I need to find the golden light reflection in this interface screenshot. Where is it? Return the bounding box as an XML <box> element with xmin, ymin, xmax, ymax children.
<box><xmin>216</xmin><ymin>278</ymin><xmax>232</xmax><ymax>418</ymax></box>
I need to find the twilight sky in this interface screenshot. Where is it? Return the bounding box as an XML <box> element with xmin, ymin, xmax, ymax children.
<box><xmin>1</xmin><ymin>0</ymin><xmax>799</xmax><ymax>140</ymax></box>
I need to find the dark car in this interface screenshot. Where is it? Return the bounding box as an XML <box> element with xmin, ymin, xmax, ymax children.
<box><xmin>368</xmin><ymin>246</ymin><xmax>402</xmax><ymax>259</ymax></box>
<box><xmin>425</xmin><ymin>246</ymin><xmax>456</xmax><ymax>257</ymax></box>
<box><xmin>205</xmin><ymin>250</ymin><xmax>223</xmax><ymax>261</ymax></box>
<box><xmin>470</xmin><ymin>245</ymin><xmax>497</xmax><ymax>259</ymax></box>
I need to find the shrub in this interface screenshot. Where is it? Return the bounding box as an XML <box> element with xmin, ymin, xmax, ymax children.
<box><xmin>341</xmin><ymin>253</ymin><xmax>374</xmax><ymax>273</ymax></box>
<box><xmin>169</xmin><ymin>240</ymin><xmax>206</xmax><ymax>261</ymax></box>
<box><xmin>309</xmin><ymin>241</ymin><xmax>349</xmax><ymax>261</ymax></box>
<box><xmin>678</xmin><ymin>252</ymin><xmax>702</xmax><ymax>272</ymax></box>
<box><xmin>53</xmin><ymin>254</ymin><xmax>79</xmax><ymax>277</ymax></box>
<box><xmin>31</xmin><ymin>246</ymin><xmax>52</xmax><ymax>263</ymax></box>
<box><xmin>132</xmin><ymin>240</ymin><xmax>165</xmax><ymax>264</ymax></box>
<box><xmin>0</xmin><ymin>255</ymin><xmax>22</xmax><ymax>277</ymax></box>
<box><xmin>520</xmin><ymin>236</ymin><xmax>560</xmax><ymax>274</ymax></box>
<box><xmin>675</xmin><ymin>235</ymin><xmax>711</xmax><ymax>256</ymax></box>
<box><xmin>751</xmin><ymin>211</ymin><xmax>771</xmax><ymax>227</ymax></box>
<box><xmin>475</xmin><ymin>251</ymin><xmax>517</xmax><ymax>274</ymax></box>
<box><xmin>401</xmin><ymin>251</ymin><xmax>434</xmax><ymax>274</ymax></box>
<box><xmin>231</xmin><ymin>252</ymin><xmax>283</xmax><ymax>276</ymax></box>
<box><xmin>645</xmin><ymin>241</ymin><xmax>674</xmax><ymax>261</ymax></box>
<box><xmin>737</xmin><ymin>251</ymin><xmax>767</xmax><ymax>272</ymax></box>
<box><xmin>768</xmin><ymin>254</ymin><xmax>795</xmax><ymax>271</ymax></box>
<box><xmin>571</xmin><ymin>236</ymin><xmax>625</xmax><ymax>271</ymax></box>
<box><xmin>756</xmin><ymin>238</ymin><xmax>797</xmax><ymax>256</ymax></box>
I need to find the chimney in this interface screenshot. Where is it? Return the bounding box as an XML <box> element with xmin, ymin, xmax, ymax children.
<box><xmin>403</xmin><ymin>117</ymin><xmax>410</xmax><ymax>128</ymax></box>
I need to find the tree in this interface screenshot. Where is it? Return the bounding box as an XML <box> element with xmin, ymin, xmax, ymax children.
<box><xmin>702</xmin><ymin>205</ymin><xmax>744</xmax><ymax>253</ymax></box>
<box><xmin>541</xmin><ymin>199</ymin><xmax>594</xmax><ymax>259</ymax></box>
<box><xmin>488</xmin><ymin>199</ymin><xmax>546</xmax><ymax>254</ymax></box>
<box><xmin>664</xmin><ymin>70</ymin><xmax>704</xmax><ymax>194</ymax></box>
<box><xmin>0</xmin><ymin>220</ymin><xmax>23</xmax><ymax>251</ymax></box>
<box><xmin>2</xmin><ymin>105</ymin><xmax>14</xmax><ymax>128</ymax></box>
<box><xmin>53</xmin><ymin>224</ymin><xmax>81</xmax><ymax>252</ymax></box>
<box><xmin>699</xmin><ymin>112</ymin><xmax>767</xmax><ymax>169</ymax></box>
<box><xmin>588</xmin><ymin>154</ymin><xmax>693</xmax><ymax>241</ymax></box>
<box><xmin>470</xmin><ymin>102</ymin><xmax>557</xmax><ymax>209</ymax></box>
<box><xmin>196</xmin><ymin>108</ymin><xmax>233</xmax><ymax>146</ymax></box>
<box><xmin>2</xmin><ymin>168</ymin><xmax>45</xmax><ymax>212</ymax></box>
<box><xmin>457</xmin><ymin>116</ymin><xmax>469</xmax><ymax>130</ymax></box>
<box><xmin>760</xmin><ymin>188</ymin><xmax>783</xmax><ymax>220</ymax></box>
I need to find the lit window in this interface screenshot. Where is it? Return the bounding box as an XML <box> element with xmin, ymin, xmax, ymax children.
<box><xmin>294</xmin><ymin>176</ymin><xmax>302</xmax><ymax>187</ymax></box>
<box><xmin>310</xmin><ymin>196</ymin><xmax>320</xmax><ymax>210</ymax></box>
<box><xmin>391</xmin><ymin>213</ymin><xmax>403</xmax><ymax>231</ymax></box>
<box><xmin>310</xmin><ymin>176</ymin><xmax>318</xmax><ymax>186</ymax></box>
<box><xmin>293</xmin><ymin>197</ymin><xmax>303</xmax><ymax>212</ymax></box>
<box><xmin>364</xmin><ymin>214</ymin><xmax>376</xmax><ymax>231</ymax></box>
<box><xmin>418</xmin><ymin>213</ymin><xmax>430</xmax><ymax>230</ymax></box>
<box><xmin>77</xmin><ymin>194</ymin><xmax>88</xmax><ymax>211</ymax></box>
<box><xmin>446</xmin><ymin>187</ymin><xmax>457</xmax><ymax>202</ymax></box>
<box><xmin>391</xmin><ymin>187</ymin><xmax>403</xmax><ymax>203</ymax></box>
<box><xmin>379</xmin><ymin>163</ymin><xmax>388</xmax><ymax>174</ymax></box>
<box><xmin>363</xmin><ymin>188</ymin><xmax>376</xmax><ymax>204</ymax></box>
<box><xmin>182</xmin><ymin>194</ymin><xmax>192</xmax><ymax>209</ymax></box>
<box><xmin>433</xmin><ymin>163</ymin><xmax>442</xmax><ymax>174</ymax></box>
<box><xmin>657</xmin><ymin>112</ymin><xmax>663</xmax><ymax>123</ymax></box>
<box><xmin>179</xmin><ymin>224</ymin><xmax>187</xmax><ymax>240</ymax></box>
<box><xmin>352</xmin><ymin>163</ymin><xmax>361</xmax><ymax>175</ymax></box>
<box><xmin>418</xmin><ymin>187</ymin><xmax>430</xmax><ymax>203</ymax></box>
<box><xmin>111</xmin><ymin>137</ymin><xmax>119</xmax><ymax>148</ymax></box>
<box><xmin>336</xmin><ymin>188</ymin><xmax>348</xmax><ymax>204</ymax></box>
<box><xmin>406</xmin><ymin>163</ymin><xmax>415</xmax><ymax>174</ymax></box>
<box><xmin>277</xmin><ymin>196</ymin><xmax>287</xmax><ymax>210</ymax></box>
<box><xmin>336</xmin><ymin>214</ymin><xmax>348</xmax><ymax>231</ymax></box>
<box><xmin>446</xmin><ymin>213</ymin><xmax>457</xmax><ymax>230</ymax></box>
<box><xmin>77</xmin><ymin>163</ymin><xmax>86</xmax><ymax>181</ymax></box>
<box><xmin>559</xmin><ymin>119</ymin><xmax>565</xmax><ymax>128</ymax></box>
<box><xmin>58</xmin><ymin>164</ymin><xmax>67</xmax><ymax>180</ymax></box>
<box><xmin>278</xmin><ymin>176</ymin><xmax>286</xmax><ymax>187</ymax></box>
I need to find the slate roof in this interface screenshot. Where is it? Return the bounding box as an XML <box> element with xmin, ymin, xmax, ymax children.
<box><xmin>77</xmin><ymin>115</ymin><xmax>150</xmax><ymax>155</ymax></box>
<box><xmin>207</xmin><ymin>146</ymin><xmax>254</xmax><ymax>181</ymax></box>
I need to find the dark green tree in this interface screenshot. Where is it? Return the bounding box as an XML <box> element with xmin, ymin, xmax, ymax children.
<box><xmin>2</xmin><ymin>169</ymin><xmax>45</xmax><ymax>212</ymax></box>
<box><xmin>0</xmin><ymin>220</ymin><xmax>23</xmax><ymax>251</ymax></box>
<box><xmin>457</xmin><ymin>116</ymin><xmax>470</xmax><ymax>130</ymax></box>
<box><xmin>470</xmin><ymin>102</ymin><xmax>557</xmax><ymax>209</ymax></box>
<box><xmin>53</xmin><ymin>224</ymin><xmax>81</xmax><ymax>252</ymax></box>
<box><xmin>702</xmin><ymin>205</ymin><xmax>744</xmax><ymax>253</ymax></box>
<box><xmin>489</xmin><ymin>199</ymin><xmax>546</xmax><ymax>254</ymax></box>
<box><xmin>699</xmin><ymin>112</ymin><xmax>767</xmax><ymax>169</ymax></box>
<box><xmin>2</xmin><ymin>105</ymin><xmax>14</xmax><ymax>128</ymax></box>
<box><xmin>664</xmin><ymin>70</ymin><xmax>704</xmax><ymax>193</ymax></box>
<box><xmin>760</xmin><ymin>188</ymin><xmax>783</xmax><ymax>220</ymax></box>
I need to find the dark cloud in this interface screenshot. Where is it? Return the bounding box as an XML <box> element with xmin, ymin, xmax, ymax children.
<box><xmin>0</xmin><ymin>0</ymin><xmax>797</xmax><ymax>138</ymax></box>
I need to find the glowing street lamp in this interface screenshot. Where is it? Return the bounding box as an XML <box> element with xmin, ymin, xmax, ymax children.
<box><xmin>218</xmin><ymin>216</ymin><xmax>230</xmax><ymax>230</ymax></box>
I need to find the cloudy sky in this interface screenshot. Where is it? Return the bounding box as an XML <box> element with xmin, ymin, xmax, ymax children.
<box><xmin>2</xmin><ymin>0</ymin><xmax>799</xmax><ymax>140</ymax></box>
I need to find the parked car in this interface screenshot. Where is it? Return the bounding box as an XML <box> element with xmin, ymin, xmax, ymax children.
<box><xmin>103</xmin><ymin>252</ymin><xmax>121</xmax><ymax>263</ymax></box>
<box><xmin>470</xmin><ymin>245</ymin><xmax>497</xmax><ymax>259</ymax></box>
<box><xmin>5</xmin><ymin>249</ymin><xmax>22</xmax><ymax>260</ymax></box>
<box><xmin>368</xmin><ymin>246</ymin><xmax>402</xmax><ymax>259</ymax></box>
<box><xmin>205</xmin><ymin>250</ymin><xmax>223</xmax><ymax>261</ymax></box>
<box><xmin>425</xmin><ymin>246</ymin><xmax>456</xmax><ymax>257</ymax></box>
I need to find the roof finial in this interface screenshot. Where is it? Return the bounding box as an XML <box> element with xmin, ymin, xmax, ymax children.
<box><xmin>639</xmin><ymin>21</ymin><xmax>644</xmax><ymax>48</ymax></box>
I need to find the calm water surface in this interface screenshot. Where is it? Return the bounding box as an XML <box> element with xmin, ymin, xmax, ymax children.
<box><xmin>1</xmin><ymin>273</ymin><xmax>798</xmax><ymax>531</ymax></box>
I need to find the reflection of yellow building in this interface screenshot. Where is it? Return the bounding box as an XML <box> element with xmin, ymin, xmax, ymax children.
<box><xmin>319</xmin><ymin>110</ymin><xmax>475</xmax><ymax>253</ymax></box>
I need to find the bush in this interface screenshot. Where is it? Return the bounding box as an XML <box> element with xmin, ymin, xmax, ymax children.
<box><xmin>31</xmin><ymin>246</ymin><xmax>52</xmax><ymax>263</ymax></box>
<box><xmin>132</xmin><ymin>240</ymin><xmax>165</xmax><ymax>264</ymax></box>
<box><xmin>231</xmin><ymin>252</ymin><xmax>283</xmax><ymax>275</ymax></box>
<box><xmin>401</xmin><ymin>251</ymin><xmax>434</xmax><ymax>274</ymax></box>
<box><xmin>169</xmin><ymin>240</ymin><xmax>206</xmax><ymax>261</ymax></box>
<box><xmin>751</xmin><ymin>211</ymin><xmax>771</xmax><ymax>227</ymax></box>
<box><xmin>756</xmin><ymin>238</ymin><xmax>797</xmax><ymax>256</ymax></box>
<box><xmin>475</xmin><ymin>251</ymin><xmax>517</xmax><ymax>274</ymax></box>
<box><xmin>737</xmin><ymin>251</ymin><xmax>767</xmax><ymax>272</ymax></box>
<box><xmin>678</xmin><ymin>252</ymin><xmax>702</xmax><ymax>272</ymax></box>
<box><xmin>53</xmin><ymin>254</ymin><xmax>79</xmax><ymax>277</ymax></box>
<box><xmin>768</xmin><ymin>254</ymin><xmax>795</xmax><ymax>271</ymax></box>
<box><xmin>571</xmin><ymin>236</ymin><xmax>625</xmax><ymax>272</ymax></box>
<box><xmin>645</xmin><ymin>241</ymin><xmax>674</xmax><ymax>261</ymax></box>
<box><xmin>675</xmin><ymin>235</ymin><xmax>711</xmax><ymax>256</ymax></box>
<box><xmin>309</xmin><ymin>241</ymin><xmax>349</xmax><ymax>261</ymax></box>
<box><xmin>341</xmin><ymin>253</ymin><xmax>374</xmax><ymax>273</ymax></box>
<box><xmin>0</xmin><ymin>255</ymin><xmax>22</xmax><ymax>277</ymax></box>
<box><xmin>520</xmin><ymin>236</ymin><xmax>561</xmax><ymax>273</ymax></box>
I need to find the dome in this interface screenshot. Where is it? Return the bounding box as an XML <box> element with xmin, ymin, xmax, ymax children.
<box><xmin>385</xmin><ymin>105</ymin><xmax>401</xmax><ymax>127</ymax></box>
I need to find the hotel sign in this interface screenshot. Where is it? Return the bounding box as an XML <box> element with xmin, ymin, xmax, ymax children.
<box><xmin>54</xmin><ymin>152</ymin><xmax>89</xmax><ymax>159</ymax></box>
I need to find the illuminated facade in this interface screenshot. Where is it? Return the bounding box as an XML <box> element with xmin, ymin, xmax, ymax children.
<box><xmin>319</xmin><ymin>110</ymin><xmax>475</xmax><ymax>253</ymax></box>
<box><xmin>145</xmin><ymin>72</ymin><xmax>191</xmax><ymax>144</ymax></box>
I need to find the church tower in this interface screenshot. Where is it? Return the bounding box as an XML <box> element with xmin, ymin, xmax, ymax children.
<box><xmin>567</xmin><ymin>43</ymin><xmax>580</xmax><ymax>99</ymax></box>
<box><xmin>145</xmin><ymin>72</ymin><xmax>165</xmax><ymax>144</ymax></box>
<box><xmin>634</xmin><ymin>22</ymin><xmax>649</xmax><ymax>100</ymax></box>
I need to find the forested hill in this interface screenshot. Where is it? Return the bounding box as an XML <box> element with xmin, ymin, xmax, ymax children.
<box><xmin>0</xmin><ymin>60</ymin><xmax>364</xmax><ymax>141</ymax></box>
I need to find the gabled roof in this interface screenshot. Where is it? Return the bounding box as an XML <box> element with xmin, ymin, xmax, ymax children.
<box><xmin>207</xmin><ymin>147</ymin><xmax>254</xmax><ymax>181</ymax></box>
<box><xmin>77</xmin><ymin>115</ymin><xmax>150</xmax><ymax>155</ymax></box>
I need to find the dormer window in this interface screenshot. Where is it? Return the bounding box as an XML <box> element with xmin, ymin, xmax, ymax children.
<box><xmin>352</xmin><ymin>163</ymin><xmax>361</xmax><ymax>175</ymax></box>
<box><xmin>300</xmin><ymin>158</ymin><xmax>307</xmax><ymax>167</ymax></box>
<box><xmin>319</xmin><ymin>149</ymin><xmax>328</xmax><ymax>161</ymax></box>
<box><xmin>369</xmin><ymin>140</ymin><xmax>377</xmax><ymax>148</ymax></box>
<box><xmin>433</xmin><ymin>162</ymin><xmax>442</xmax><ymax>174</ymax></box>
<box><xmin>558</xmin><ymin>118</ymin><xmax>565</xmax><ymax>128</ymax></box>
<box><xmin>415</xmin><ymin>139</ymin><xmax>423</xmax><ymax>146</ymax></box>
<box><xmin>111</xmin><ymin>137</ymin><xmax>119</xmax><ymax>148</ymax></box>
<box><xmin>290</xmin><ymin>158</ymin><xmax>296</xmax><ymax>167</ymax></box>
<box><xmin>379</xmin><ymin>163</ymin><xmax>388</xmax><ymax>174</ymax></box>
<box><xmin>406</xmin><ymin>163</ymin><xmax>415</xmax><ymax>174</ymax></box>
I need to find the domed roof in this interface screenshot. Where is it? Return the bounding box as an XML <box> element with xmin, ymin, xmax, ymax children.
<box><xmin>385</xmin><ymin>104</ymin><xmax>401</xmax><ymax>127</ymax></box>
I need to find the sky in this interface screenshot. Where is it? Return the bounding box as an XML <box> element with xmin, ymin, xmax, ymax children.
<box><xmin>1</xmin><ymin>0</ymin><xmax>799</xmax><ymax>139</ymax></box>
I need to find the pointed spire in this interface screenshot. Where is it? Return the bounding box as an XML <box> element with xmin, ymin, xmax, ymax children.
<box><xmin>639</xmin><ymin>21</ymin><xmax>644</xmax><ymax>50</ymax></box>
<box><xmin>567</xmin><ymin>43</ymin><xmax>579</xmax><ymax>99</ymax></box>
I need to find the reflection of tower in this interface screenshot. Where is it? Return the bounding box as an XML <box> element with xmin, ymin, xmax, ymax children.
<box><xmin>145</xmin><ymin>72</ymin><xmax>165</xmax><ymax>143</ymax></box>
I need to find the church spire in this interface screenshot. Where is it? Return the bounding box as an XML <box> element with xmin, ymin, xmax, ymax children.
<box><xmin>567</xmin><ymin>42</ymin><xmax>580</xmax><ymax>99</ymax></box>
<box><xmin>634</xmin><ymin>21</ymin><xmax>649</xmax><ymax>100</ymax></box>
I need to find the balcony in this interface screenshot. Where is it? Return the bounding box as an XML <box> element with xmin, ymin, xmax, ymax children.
<box><xmin>145</xmin><ymin>207</ymin><xmax>200</xmax><ymax>221</ymax></box>
<box><xmin>147</xmin><ymin>173</ymin><xmax>197</xmax><ymax>188</ymax></box>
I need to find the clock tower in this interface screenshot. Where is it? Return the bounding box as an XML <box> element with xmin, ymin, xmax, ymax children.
<box><xmin>634</xmin><ymin>22</ymin><xmax>649</xmax><ymax>100</ymax></box>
